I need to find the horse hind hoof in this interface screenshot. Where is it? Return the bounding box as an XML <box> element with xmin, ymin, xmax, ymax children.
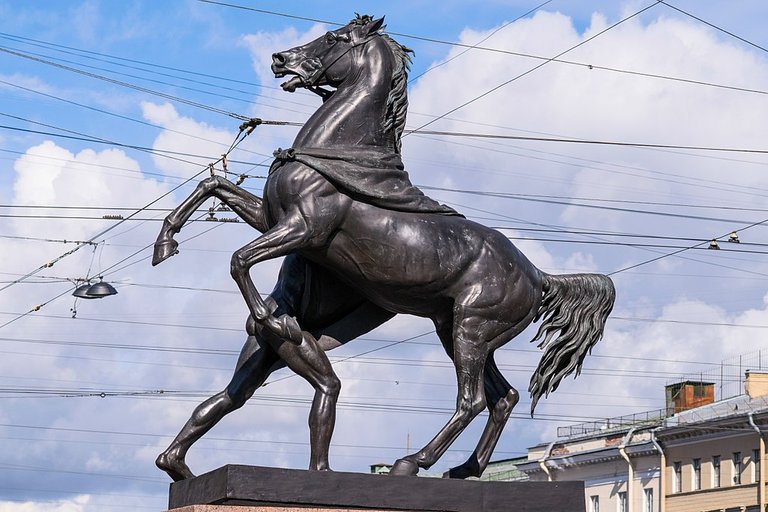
<box><xmin>156</xmin><ymin>452</ymin><xmax>195</xmax><ymax>482</ymax></box>
<box><xmin>152</xmin><ymin>240</ymin><xmax>179</xmax><ymax>266</ymax></box>
<box><xmin>443</xmin><ymin>462</ymin><xmax>480</xmax><ymax>479</ymax></box>
<box><xmin>389</xmin><ymin>458</ymin><xmax>419</xmax><ymax>476</ymax></box>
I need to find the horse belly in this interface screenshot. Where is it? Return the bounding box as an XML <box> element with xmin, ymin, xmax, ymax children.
<box><xmin>308</xmin><ymin>212</ymin><xmax>477</xmax><ymax>314</ymax></box>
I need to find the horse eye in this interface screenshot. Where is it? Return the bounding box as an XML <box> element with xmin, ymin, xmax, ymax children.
<box><xmin>325</xmin><ymin>33</ymin><xmax>336</xmax><ymax>44</ymax></box>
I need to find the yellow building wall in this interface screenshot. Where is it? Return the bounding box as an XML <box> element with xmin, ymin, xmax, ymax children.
<box><xmin>663</xmin><ymin>432</ymin><xmax>762</xmax><ymax>512</ymax></box>
<box><xmin>666</xmin><ymin>484</ymin><xmax>759</xmax><ymax>512</ymax></box>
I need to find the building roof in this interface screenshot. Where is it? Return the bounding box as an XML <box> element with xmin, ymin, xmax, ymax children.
<box><xmin>665</xmin><ymin>393</ymin><xmax>768</xmax><ymax>426</ymax></box>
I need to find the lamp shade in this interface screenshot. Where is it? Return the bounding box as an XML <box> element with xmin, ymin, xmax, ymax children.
<box><xmin>73</xmin><ymin>283</ymin><xmax>98</xmax><ymax>299</ymax></box>
<box><xmin>85</xmin><ymin>281</ymin><xmax>118</xmax><ymax>298</ymax></box>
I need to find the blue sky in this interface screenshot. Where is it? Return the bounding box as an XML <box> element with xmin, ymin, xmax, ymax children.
<box><xmin>3</xmin><ymin>1</ymin><xmax>768</xmax><ymax>511</ymax></box>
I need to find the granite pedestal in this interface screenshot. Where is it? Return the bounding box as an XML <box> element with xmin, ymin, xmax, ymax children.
<box><xmin>166</xmin><ymin>465</ymin><xmax>585</xmax><ymax>512</ymax></box>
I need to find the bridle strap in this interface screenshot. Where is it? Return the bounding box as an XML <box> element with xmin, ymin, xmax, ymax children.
<box><xmin>304</xmin><ymin>32</ymin><xmax>379</xmax><ymax>97</ymax></box>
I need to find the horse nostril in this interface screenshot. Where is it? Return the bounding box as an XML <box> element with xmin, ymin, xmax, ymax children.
<box><xmin>272</xmin><ymin>52</ymin><xmax>287</xmax><ymax>65</ymax></box>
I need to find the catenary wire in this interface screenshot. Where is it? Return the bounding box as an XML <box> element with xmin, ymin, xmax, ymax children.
<box><xmin>407</xmin><ymin>0</ymin><xmax>555</xmax><ymax>83</ymax></box>
<box><xmin>659</xmin><ymin>1</ymin><xmax>768</xmax><ymax>55</ymax></box>
<box><xmin>403</xmin><ymin>1</ymin><xmax>663</xmax><ymax>135</ymax></box>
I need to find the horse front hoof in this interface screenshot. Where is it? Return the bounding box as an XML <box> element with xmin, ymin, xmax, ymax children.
<box><xmin>156</xmin><ymin>452</ymin><xmax>195</xmax><ymax>482</ymax></box>
<box><xmin>152</xmin><ymin>239</ymin><xmax>179</xmax><ymax>266</ymax></box>
<box><xmin>389</xmin><ymin>458</ymin><xmax>419</xmax><ymax>476</ymax></box>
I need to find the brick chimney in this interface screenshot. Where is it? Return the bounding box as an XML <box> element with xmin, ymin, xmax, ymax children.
<box><xmin>665</xmin><ymin>381</ymin><xmax>715</xmax><ymax>414</ymax></box>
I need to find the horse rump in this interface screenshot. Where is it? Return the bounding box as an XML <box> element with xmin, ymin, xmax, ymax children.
<box><xmin>528</xmin><ymin>272</ymin><xmax>616</xmax><ymax>414</ymax></box>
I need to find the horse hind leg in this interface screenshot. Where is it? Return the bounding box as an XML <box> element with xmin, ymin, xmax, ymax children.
<box><xmin>156</xmin><ymin>327</ymin><xmax>283</xmax><ymax>481</ymax></box>
<box><xmin>260</xmin><ymin>299</ymin><xmax>394</xmax><ymax>471</ymax></box>
<box><xmin>445</xmin><ymin>354</ymin><xmax>519</xmax><ymax>479</ymax></box>
<box><xmin>390</xmin><ymin>316</ymin><xmax>489</xmax><ymax>476</ymax></box>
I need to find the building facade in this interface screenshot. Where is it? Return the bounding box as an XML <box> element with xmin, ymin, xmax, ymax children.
<box><xmin>500</xmin><ymin>373</ymin><xmax>768</xmax><ymax>512</ymax></box>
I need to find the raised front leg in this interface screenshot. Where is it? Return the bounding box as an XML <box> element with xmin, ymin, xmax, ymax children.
<box><xmin>153</xmin><ymin>176</ymin><xmax>269</xmax><ymax>266</ymax></box>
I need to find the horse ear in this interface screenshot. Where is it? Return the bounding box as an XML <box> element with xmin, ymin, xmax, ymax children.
<box><xmin>365</xmin><ymin>16</ymin><xmax>385</xmax><ymax>36</ymax></box>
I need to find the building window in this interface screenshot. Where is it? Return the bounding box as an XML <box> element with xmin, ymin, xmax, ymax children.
<box><xmin>733</xmin><ymin>452</ymin><xmax>742</xmax><ymax>485</ymax></box>
<box><xmin>590</xmin><ymin>495</ymin><xmax>599</xmax><ymax>512</ymax></box>
<box><xmin>712</xmin><ymin>455</ymin><xmax>721</xmax><ymax>487</ymax></box>
<box><xmin>617</xmin><ymin>491</ymin><xmax>627</xmax><ymax>512</ymax></box>
<box><xmin>673</xmin><ymin>461</ymin><xmax>682</xmax><ymax>493</ymax></box>
<box><xmin>754</xmin><ymin>449</ymin><xmax>761</xmax><ymax>483</ymax></box>
<box><xmin>692</xmin><ymin>458</ymin><xmax>701</xmax><ymax>490</ymax></box>
<box><xmin>644</xmin><ymin>488</ymin><xmax>654</xmax><ymax>512</ymax></box>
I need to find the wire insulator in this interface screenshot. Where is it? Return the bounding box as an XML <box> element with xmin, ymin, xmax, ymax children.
<box><xmin>238</xmin><ymin>117</ymin><xmax>263</xmax><ymax>134</ymax></box>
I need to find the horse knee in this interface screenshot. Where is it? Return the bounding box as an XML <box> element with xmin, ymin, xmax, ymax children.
<box><xmin>317</xmin><ymin>374</ymin><xmax>341</xmax><ymax>398</ymax></box>
<box><xmin>200</xmin><ymin>175</ymin><xmax>221</xmax><ymax>192</ymax></box>
<box><xmin>230</xmin><ymin>251</ymin><xmax>248</xmax><ymax>277</ymax></box>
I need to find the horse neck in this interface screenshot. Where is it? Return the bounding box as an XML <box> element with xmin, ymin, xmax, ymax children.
<box><xmin>292</xmin><ymin>46</ymin><xmax>395</xmax><ymax>151</ymax></box>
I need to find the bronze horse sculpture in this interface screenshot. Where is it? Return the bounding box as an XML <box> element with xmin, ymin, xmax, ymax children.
<box><xmin>152</xmin><ymin>15</ymin><xmax>615</xmax><ymax>481</ymax></box>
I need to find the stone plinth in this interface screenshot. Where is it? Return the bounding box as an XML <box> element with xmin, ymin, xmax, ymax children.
<box><xmin>166</xmin><ymin>465</ymin><xmax>585</xmax><ymax>512</ymax></box>
<box><xmin>171</xmin><ymin>507</ymin><xmax>393</xmax><ymax>512</ymax></box>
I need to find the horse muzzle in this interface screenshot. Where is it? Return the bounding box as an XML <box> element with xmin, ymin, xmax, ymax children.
<box><xmin>272</xmin><ymin>53</ymin><xmax>323</xmax><ymax>92</ymax></box>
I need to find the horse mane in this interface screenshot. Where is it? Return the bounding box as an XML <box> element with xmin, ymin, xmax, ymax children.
<box><xmin>381</xmin><ymin>34</ymin><xmax>413</xmax><ymax>153</ymax></box>
<box><xmin>350</xmin><ymin>15</ymin><xmax>412</xmax><ymax>153</ymax></box>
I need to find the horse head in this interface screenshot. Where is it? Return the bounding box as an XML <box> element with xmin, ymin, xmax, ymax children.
<box><xmin>271</xmin><ymin>15</ymin><xmax>386</xmax><ymax>93</ymax></box>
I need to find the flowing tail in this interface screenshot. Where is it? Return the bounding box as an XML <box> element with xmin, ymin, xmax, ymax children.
<box><xmin>528</xmin><ymin>272</ymin><xmax>616</xmax><ymax>414</ymax></box>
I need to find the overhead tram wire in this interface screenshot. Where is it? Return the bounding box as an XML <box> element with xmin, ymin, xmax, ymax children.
<box><xmin>659</xmin><ymin>1</ymin><xmax>768</xmax><ymax>55</ymax></box>
<box><xmin>0</xmin><ymin>34</ymin><xmax>319</xmax><ymax>110</ymax></box>
<box><xmin>192</xmin><ymin>0</ymin><xmax>768</xmax><ymax>101</ymax></box>
<box><xmin>407</xmin><ymin>0</ymin><xmax>555</xmax><ymax>83</ymax></box>
<box><xmin>0</xmin><ymin>31</ymin><xmax>289</xmax><ymax>91</ymax></box>
<box><xmin>11</xmin><ymin>212</ymin><xmax>768</xmax><ymax>247</ymax></box>
<box><xmin>6</xmin><ymin>112</ymin><xmax>768</xmax><ymax>161</ymax></box>
<box><xmin>0</xmin><ymin>44</ymin><xmax>302</xmax><ymax>126</ymax></box>
<box><xmin>419</xmin><ymin>184</ymin><xmax>768</xmax><ymax>225</ymax></box>
<box><xmin>0</xmin><ymin>112</ymin><xmax>257</xmax><ymax>301</ymax></box>
<box><xmin>2</xmin><ymin>4</ymin><xmax>765</xmax><ymax>140</ymax></box>
<box><xmin>0</xmin><ymin>45</ymin><xmax>248</xmax><ymax>122</ymax></box>
<box><xmin>0</xmin><ymin>209</ymin><xmax>230</xmax><ymax>331</ymax></box>
<box><xmin>441</xmin><ymin>197</ymin><xmax>768</xmax><ymax>282</ymax></box>
<box><xmin>0</xmin><ymin>78</ymin><xmax>276</xmax><ymax>161</ymax></box>
<box><xmin>410</xmin><ymin>129</ymin><xmax>768</xmax><ymax>156</ymax></box>
<box><xmin>0</xmin><ymin>123</ymin><xmax>277</xmax><ymax>168</ymax></box>
<box><xmin>405</xmin><ymin>1</ymin><xmax>662</xmax><ymax>136</ymax></box>
<box><xmin>0</xmin><ymin>43</ymin><xmax>314</xmax><ymax>117</ymax></box>
<box><xmin>9</xmin><ymin>113</ymin><xmax>768</xmax><ymax>220</ymax></box>
<box><xmin>10</xmin><ymin>33</ymin><xmax>768</xmax><ymax>164</ymax></box>
<box><xmin>10</xmin><ymin>190</ymin><xmax>768</xmax><ymax>214</ymax></box>
<box><xmin>8</xmin><ymin>212</ymin><xmax>768</xmax><ymax>256</ymax></box>
<box><xmin>3</xmin><ymin>327</ymin><xmax>768</xmax><ymax>368</ymax></box>
<box><xmin>609</xmin><ymin>213</ymin><xmax>768</xmax><ymax>276</ymax></box>
<box><xmin>5</xmin><ymin>30</ymin><xmax>768</xmax><ymax>160</ymax></box>
<box><xmin>408</xmin><ymin>133</ymin><xmax>768</xmax><ymax>206</ymax></box>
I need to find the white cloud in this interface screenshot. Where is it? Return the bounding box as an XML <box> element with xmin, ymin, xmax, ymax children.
<box><xmin>240</xmin><ymin>24</ymin><xmax>328</xmax><ymax>85</ymax></box>
<box><xmin>0</xmin><ymin>495</ymin><xmax>89</xmax><ymax>512</ymax></box>
<box><xmin>141</xmin><ymin>101</ymin><xmax>237</xmax><ymax>174</ymax></box>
